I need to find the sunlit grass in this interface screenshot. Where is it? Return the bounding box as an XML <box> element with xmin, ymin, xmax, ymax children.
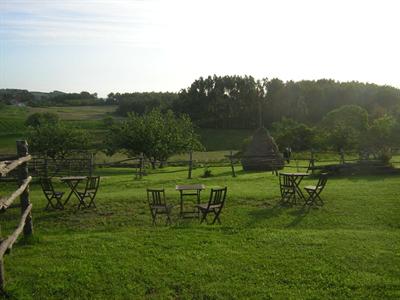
<box><xmin>0</xmin><ymin>166</ymin><xmax>399</xmax><ymax>298</ymax></box>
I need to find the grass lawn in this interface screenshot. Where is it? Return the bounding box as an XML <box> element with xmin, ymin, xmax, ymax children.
<box><xmin>0</xmin><ymin>165</ymin><xmax>399</xmax><ymax>299</ymax></box>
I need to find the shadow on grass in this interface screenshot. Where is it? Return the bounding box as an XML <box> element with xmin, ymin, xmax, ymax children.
<box><xmin>246</xmin><ymin>199</ymin><xmax>316</xmax><ymax>228</ymax></box>
<box><xmin>246</xmin><ymin>200</ymin><xmax>285</xmax><ymax>226</ymax></box>
<box><xmin>286</xmin><ymin>205</ymin><xmax>311</xmax><ymax>228</ymax></box>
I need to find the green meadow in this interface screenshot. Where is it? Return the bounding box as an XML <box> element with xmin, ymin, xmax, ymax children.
<box><xmin>0</xmin><ymin>106</ymin><xmax>250</xmax><ymax>154</ymax></box>
<box><xmin>0</xmin><ymin>165</ymin><xmax>399</xmax><ymax>299</ymax></box>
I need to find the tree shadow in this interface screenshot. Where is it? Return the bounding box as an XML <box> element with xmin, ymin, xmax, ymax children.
<box><xmin>246</xmin><ymin>198</ymin><xmax>317</xmax><ymax>228</ymax></box>
<box><xmin>285</xmin><ymin>205</ymin><xmax>312</xmax><ymax>228</ymax></box>
<box><xmin>246</xmin><ymin>200</ymin><xmax>286</xmax><ymax>226</ymax></box>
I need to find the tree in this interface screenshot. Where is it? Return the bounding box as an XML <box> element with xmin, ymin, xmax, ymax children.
<box><xmin>271</xmin><ymin>118</ymin><xmax>315</xmax><ymax>151</ymax></box>
<box><xmin>363</xmin><ymin>115</ymin><xmax>400</xmax><ymax>162</ymax></box>
<box><xmin>105</xmin><ymin>109</ymin><xmax>203</xmax><ymax>167</ymax></box>
<box><xmin>28</xmin><ymin>122</ymin><xmax>89</xmax><ymax>158</ymax></box>
<box><xmin>25</xmin><ymin>112</ymin><xmax>59</xmax><ymax>128</ymax></box>
<box><xmin>320</xmin><ymin>105</ymin><xmax>369</xmax><ymax>151</ymax></box>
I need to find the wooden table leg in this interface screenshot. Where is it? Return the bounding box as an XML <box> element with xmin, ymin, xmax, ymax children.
<box><xmin>294</xmin><ymin>177</ymin><xmax>306</xmax><ymax>202</ymax></box>
<box><xmin>180</xmin><ymin>190</ymin><xmax>183</xmax><ymax>217</ymax></box>
<box><xmin>63</xmin><ymin>181</ymin><xmax>78</xmax><ymax>205</ymax></box>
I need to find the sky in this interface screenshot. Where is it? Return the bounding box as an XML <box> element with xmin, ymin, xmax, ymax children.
<box><xmin>1</xmin><ymin>0</ymin><xmax>399</xmax><ymax>97</ymax></box>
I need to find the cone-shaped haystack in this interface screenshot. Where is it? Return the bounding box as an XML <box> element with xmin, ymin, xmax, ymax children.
<box><xmin>241</xmin><ymin>127</ymin><xmax>284</xmax><ymax>171</ymax></box>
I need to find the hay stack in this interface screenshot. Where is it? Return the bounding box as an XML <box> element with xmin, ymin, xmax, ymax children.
<box><xmin>241</xmin><ymin>127</ymin><xmax>284</xmax><ymax>171</ymax></box>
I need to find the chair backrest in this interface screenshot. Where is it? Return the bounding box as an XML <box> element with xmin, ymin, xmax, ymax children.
<box><xmin>279</xmin><ymin>173</ymin><xmax>294</xmax><ymax>187</ymax></box>
<box><xmin>316</xmin><ymin>173</ymin><xmax>328</xmax><ymax>191</ymax></box>
<box><xmin>147</xmin><ymin>188</ymin><xmax>166</xmax><ymax>206</ymax></box>
<box><xmin>207</xmin><ymin>187</ymin><xmax>227</xmax><ymax>208</ymax></box>
<box><xmin>40</xmin><ymin>177</ymin><xmax>55</xmax><ymax>194</ymax></box>
<box><xmin>84</xmin><ymin>176</ymin><xmax>100</xmax><ymax>193</ymax></box>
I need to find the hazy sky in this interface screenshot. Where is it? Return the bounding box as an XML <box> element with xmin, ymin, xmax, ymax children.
<box><xmin>1</xmin><ymin>0</ymin><xmax>399</xmax><ymax>97</ymax></box>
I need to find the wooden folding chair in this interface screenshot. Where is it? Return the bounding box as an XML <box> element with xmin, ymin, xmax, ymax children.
<box><xmin>279</xmin><ymin>173</ymin><xmax>295</xmax><ymax>204</ymax></box>
<box><xmin>196</xmin><ymin>187</ymin><xmax>227</xmax><ymax>224</ymax></box>
<box><xmin>304</xmin><ymin>173</ymin><xmax>328</xmax><ymax>206</ymax></box>
<box><xmin>40</xmin><ymin>177</ymin><xmax>64</xmax><ymax>210</ymax></box>
<box><xmin>77</xmin><ymin>176</ymin><xmax>100</xmax><ymax>208</ymax></box>
<box><xmin>147</xmin><ymin>188</ymin><xmax>173</xmax><ymax>225</ymax></box>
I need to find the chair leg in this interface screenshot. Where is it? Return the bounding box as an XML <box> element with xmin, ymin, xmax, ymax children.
<box><xmin>55</xmin><ymin>196</ymin><xmax>64</xmax><ymax>209</ymax></box>
<box><xmin>211</xmin><ymin>209</ymin><xmax>222</xmax><ymax>225</ymax></box>
<box><xmin>304</xmin><ymin>190</ymin><xmax>323</xmax><ymax>207</ymax></box>
<box><xmin>166</xmin><ymin>208</ymin><xmax>172</xmax><ymax>225</ymax></box>
<box><xmin>77</xmin><ymin>196</ymin><xmax>87</xmax><ymax>209</ymax></box>
<box><xmin>45</xmin><ymin>197</ymin><xmax>57</xmax><ymax>210</ymax></box>
<box><xmin>304</xmin><ymin>190</ymin><xmax>312</xmax><ymax>206</ymax></box>
<box><xmin>88</xmin><ymin>196</ymin><xmax>96</xmax><ymax>208</ymax></box>
<box><xmin>151</xmin><ymin>209</ymin><xmax>157</xmax><ymax>225</ymax></box>
<box><xmin>200</xmin><ymin>211</ymin><xmax>208</xmax><ymax>224</ymax></box>
<box><xmin>315</xmin><ymin>193</ymin><xmax>324</xmax><ymax>206</ymax></box>
<box><xmin>166</xmin><ymin>214</ymin><xmax>172</xmax><ymax>225</ymax></box>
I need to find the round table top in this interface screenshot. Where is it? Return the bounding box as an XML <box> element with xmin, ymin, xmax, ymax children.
<box><xmin>280</xmin><ymin>172</ymin><xmax>309</xmax><ymax>176</ymax></box>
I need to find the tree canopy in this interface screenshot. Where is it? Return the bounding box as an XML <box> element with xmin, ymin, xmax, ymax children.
<box><xmin>105</xmin><ymin>109</ymin><xmax>203</xmax><ymax>166</ymax></box>
<box><xmin>28</xmin><ymin>122</ymin><xmax>89</xmax><ymax>158</ymax></box>
<box><xmin>111</xmin><ymin>76</ymin><xmax>400</xmax><ymax>132</ymax></box>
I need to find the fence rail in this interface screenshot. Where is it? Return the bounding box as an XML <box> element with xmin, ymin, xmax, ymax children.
<box><xmin>0</xmin><ymin>140</ymin><xmax>33</xmax><ymax>294</ymax></box>
<box><xmin>29</xmin><ymin>155</ymin><xmax>93</xmax><ymax>178</ymax></box>
<box><xmin>0</xmin><ymin>155</ymin><xmax>32</xmax><ymax>177</ymax></box>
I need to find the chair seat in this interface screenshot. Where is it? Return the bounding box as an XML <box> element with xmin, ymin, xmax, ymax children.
<box><xmin>46</xmin><ymin>191</ymin><xmax>64</xmax><ymax>197</ymax></box>
<box><xmin>304</xmin><ymin>185</ymin><xmax>321</xmax><ymax>191</ymax></box>
<box><xmin>281</xmin><ymin>184</ymin><xmax>294</xmax><ymax>188</ymax></box>
<box><xmin>196</xmin><ymin>203</ymin><xmax>221</xmax><ymax>211</ymax></box>
<box><xmin>151</xmin><ymin>204</ymin><xmax>173</xmax><ymax>211</ymax></box>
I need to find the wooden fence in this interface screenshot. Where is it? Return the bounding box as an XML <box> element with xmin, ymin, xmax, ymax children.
<box><xmin>98</xmin><ymin>149</ymin><xmax>400</xmax><ymax>179</ymax></box>
<box><xmin>0</xmin><ymin>140</ymin><xmax>33</xmax><ymax>294</ymax></box>
<box><xmin>28</xmin><ymin>152</ymin><xmax>93</xmax><ymax>178</ymax></box>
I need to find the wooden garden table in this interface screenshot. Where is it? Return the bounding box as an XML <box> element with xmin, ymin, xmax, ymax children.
<box><xmin>60</xmin><ymin>176</ymin><xmax>87</xmax><ymax>207</ymax></box>
<box><xmin>279</xmin><ymin>172</ymin><xmax>309</xmax><ymax>203</ymax></box>
<box><xmin>176</xmin><ymin>184</ymin><xmax>205</xmax><ymax>218</ymax></box>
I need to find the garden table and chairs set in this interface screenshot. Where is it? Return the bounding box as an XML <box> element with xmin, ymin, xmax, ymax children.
<box><xmin>279</xmin><ymin>172</ymin><xmax>328</xmax><ymax>206</ymax></box>
<box><xmin>40</xmin><ymin>176</ymin><xmax>100</xmax><ymax>210</ymax></box>
<box><xmin>147</xmin><ymin>184</ymin><xmax>228</xmax><ymax>225</ymax></box>
<box><xmin>39</xmin><ymin>169</ymin><xmax>326</xmax><ymax>225</ymax></box>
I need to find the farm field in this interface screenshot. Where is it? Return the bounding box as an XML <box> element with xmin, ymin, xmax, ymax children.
<box><xmin>0</xmin><ymin>165</ymin><xmax>399</xmax><ymax>299</ymax></box>
<box><xmin>0</xmin><ymin>105</ymin><xmax>252</xmax><ymax>154</ymax></box>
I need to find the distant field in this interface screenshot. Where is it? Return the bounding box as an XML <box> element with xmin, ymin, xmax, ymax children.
<box><xmin>0</xmin><ymin>106</ymin><xmax>118</xmax><ymax>154</ymax></box>
<box><xmin>28</xmin><ymin>105</ymin><xmax>118</xmax><ymax>120</ymax></box>
<box><xmin>0</xmin><ymin>105</ymin><xmax>253</xmax><ymax>154</ymax></box>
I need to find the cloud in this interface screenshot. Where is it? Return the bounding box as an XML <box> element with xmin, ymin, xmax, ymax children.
<box><xmin>0</xmin><ymin>0</ymin><xmax>168</xmax><ymax>46</ymax></box>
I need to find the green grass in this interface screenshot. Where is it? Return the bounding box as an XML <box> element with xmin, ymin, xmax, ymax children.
<box><xmin>0</xmin><ymin>166</ymin><xmax>399</xmax><ymax>299</ymax></box>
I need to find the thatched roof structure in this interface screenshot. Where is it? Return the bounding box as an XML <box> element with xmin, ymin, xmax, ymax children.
<box><xmin>241</xmin><ymin>127</ymin><xmax>284</xmax><ymax>171</ymax></box>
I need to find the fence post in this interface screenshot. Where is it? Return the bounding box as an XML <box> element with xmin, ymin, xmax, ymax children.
<box><xmin>44</xmin><ymin>157</ymin><xmax>48</xmax><ymax>178</ymax></box>
<box><xmin>340</xmin><ymin>149</ymin><xmax>345</xmax><ymax>164</ymax></box>
<box><xmin>230</xmin><ymin>150</ymin><xmax>236</xmax><ymax>177</ymax></box>
<box><xmin>16</xmin><ymin>140</ymin><xmax>33</xmax><ymax>236</ymax></box>
<box><xmin>0</xmin><ymin>258</ymin><xmax>4</xmax><ymax>293</ymax></box>
<box><xmin>138</xmin><ymin>153</ymin><xmax>144</xmax><ymax>179</ymax></box>
<box><xmin>310</xmin><ymin>150</ymin><xmax>315</xmax><ymax>174</ymax></box>
<box><xmin>188</xmin><ymin>151</ymin><xmax>193</xmax><ymax>179</ymax></box>
<box><xmin>89</xmin><ymin>153</ymin><xmax>94</xmax><ymax>177</ymax></box>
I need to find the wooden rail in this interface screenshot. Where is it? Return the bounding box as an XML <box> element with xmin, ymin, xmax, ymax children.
<box><xmin>0</xmin><ymin>204</ymin><xmax>32</xmax><ymax>257</ymax></box>
<box><xmin>0</xmin><ymin>140</ymin><xmax>33</xmax><ymax>294</ymax></box>
<box><xmin>0</xmin><ymin>177</ymin><xmax>32</xmax><ymax>211</ymax></box>
<box><xmin>0</xmin><ymin>155</ymin><xmax>32</xmax><ymax>177</ymax></box>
